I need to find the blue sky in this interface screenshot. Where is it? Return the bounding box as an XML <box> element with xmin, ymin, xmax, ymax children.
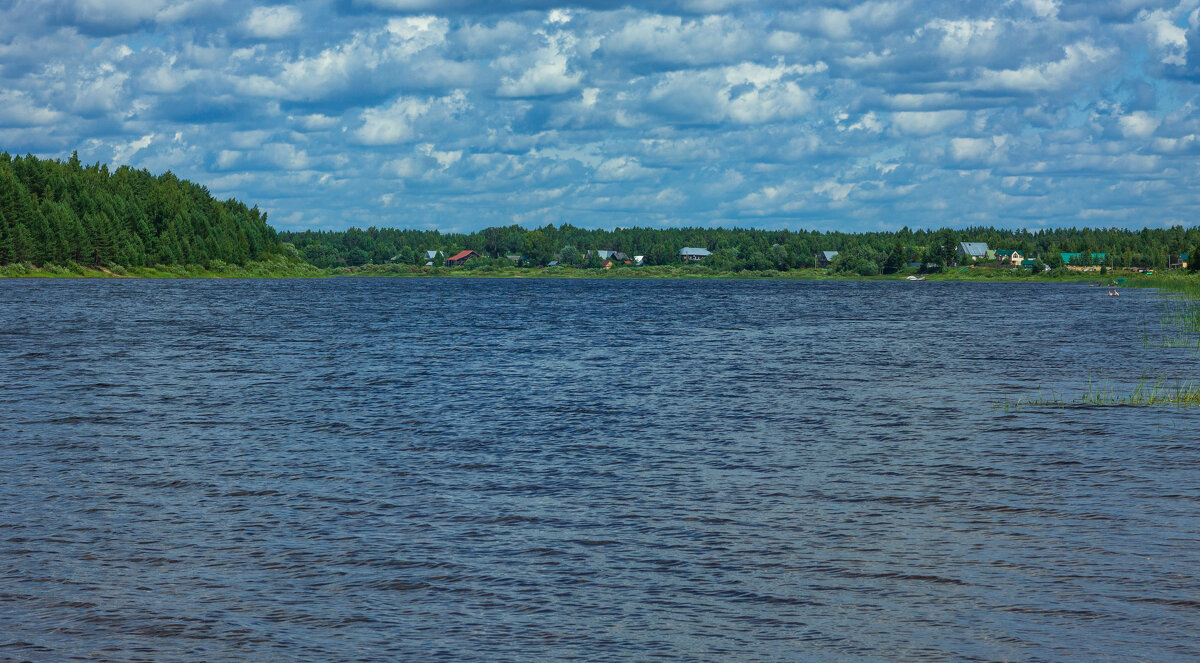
<box><xmin>3</xmin><ymin>0</ymin><xmax>1200</xmax><ymax>233</ymax></box>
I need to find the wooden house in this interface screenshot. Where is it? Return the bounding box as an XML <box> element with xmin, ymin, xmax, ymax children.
<box><xmin>445</xmin><ymin>250</ymin><xmax>481</xmax><ymax>266</ymax></box>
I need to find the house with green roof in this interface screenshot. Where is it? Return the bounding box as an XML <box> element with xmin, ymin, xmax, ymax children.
<box><xmin>1061</xmin><ymin>252</ymin><xmax>1107</xmax><ymax>271</ymax></box>
<box><xmin>996</xmin><ymin>249</ymin><xmax>1025</xmax><ymax>265</ymax></box>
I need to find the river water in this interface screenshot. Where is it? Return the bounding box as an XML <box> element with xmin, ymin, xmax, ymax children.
<box><xmin>1</xmin><ymin>278</ymin><xmax>1197</xmax><ymax>662</ymax></box>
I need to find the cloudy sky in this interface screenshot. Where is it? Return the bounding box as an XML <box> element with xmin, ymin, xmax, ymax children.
<box><xmin>2</xmin><ymin>0</ymin><xmax>1200</xmax><ymax>232</ymax></box>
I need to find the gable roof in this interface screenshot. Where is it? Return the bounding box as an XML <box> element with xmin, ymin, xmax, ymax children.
<box><xmin>959</xmin><ymin>242</ymin><xmax>989</xmax><ymax>256</ymax></box>
<box><xmin>680</xmin><ymin>247</ymin><xmax>711</xmax><ymax>256</ymax></box>
<box><xmin>446</xmin><ymin>250</ymin><xmax>478</xmax><ymax>262</ymax></box>
<box><xmin>821</xmin><ymin>250</ymin><xmax>839</xmax><ymax>260</ymax></box>
<box><xmin>425</xmin><ymin>250</ymin><xmax>440</xmax><ymax>259</ymax></box>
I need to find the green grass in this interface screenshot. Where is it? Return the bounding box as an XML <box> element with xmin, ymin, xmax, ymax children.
<box><xmin>998</xmin><ymin>377</ymin><xmax>1200</xmax><ymax>412</ymax></box>
<box><xmin>0</xmin><ymin>256</ymin><xmax>326</xmax><ymax>279</ymax></box>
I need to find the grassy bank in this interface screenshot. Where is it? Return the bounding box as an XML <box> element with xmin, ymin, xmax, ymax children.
<box><xmin>0</xmin><ymin>259</ymin><xmax>1160</xmax><ymax>284</ymax></box>
<box><xmin>0</xmin><ymin>257</ymin><xmax>325</xmax><ymax>279</ymax></box>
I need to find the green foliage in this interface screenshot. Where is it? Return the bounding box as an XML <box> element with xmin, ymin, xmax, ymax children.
<box><xmin>0</xmin><ymin>150</ymin><xmax>284</xmax><ymax>267</ymax></box>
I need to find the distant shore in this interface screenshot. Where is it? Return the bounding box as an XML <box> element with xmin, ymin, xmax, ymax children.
<box><xmin>0</xmin><ymin>261</ymin><xmax>1161</xmax><ymax>284</ymax></box>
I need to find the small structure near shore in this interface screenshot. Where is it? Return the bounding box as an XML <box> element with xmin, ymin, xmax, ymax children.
<box><xmin>817</xmin><ymin>251</ymin><xmax>839</xmax><ymax>267</ymax></box>
<box><xmin>445</xmin><ymin>250</ymin><xmax>481</xmax><ymax>266</ymax></box>
<box><xmin>996</xmin><ymin>249</ymin><xmax>1024</xmax><ymax>265</ymax></box>
<box><xmin>957</xmin><ymin>242</ymin><xmax>989</xmax><ymax>260</ymax></box>
<box><xmin>680</xmin><ymin>247</ymin><xmax>711</xmax><ymax>262</ymax></box>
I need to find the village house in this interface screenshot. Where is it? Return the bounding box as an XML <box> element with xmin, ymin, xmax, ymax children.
<box><xmin>423</xmin><ymin>249</ymin><xmax>441</xmax><ymax>266</ymax></box>
<box><xmin>996</xmin><ymin>249</ymin><xmax>1024</xmax><ymax>265</ymax></box>
<box><xmin>1171</xmin><ymin>253</ymin><xmax>1189</xmax><ymax>269</ymax></box>
<box><xmin>634</xmin><ymin>255</ymin><xmax>645</xmax><ymax>266</ymax></box>
<box><xmin>444</xmin><ymin>250</ymin><xmax>481</xmax><ymax>266</ymax></box>
<box><xmin>1061</xmin><ymin>252</ymin><xmax>1108</xmax><ymax>272</ymax></box>
<box><xmin>587</xmin><ymin>249</ymin><xmax>626</xmax><ymax>261</ymax></box>
<box><xmin>817</xmin><ymin>250</ymin><xmax>839</xmax><ymax>267</ymax></box>
<box><xmin>957</xmin><ymin>242</ymin><xmax>989</xmax><ymax>261</ymax></box>
<box><xmin>680</xmin><ymin>247</ymin><xmax>711</xmax><ymax>262</ymax></box>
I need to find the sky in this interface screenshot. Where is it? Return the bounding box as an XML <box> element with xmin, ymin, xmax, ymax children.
<box><xmin>2</xmin><ymin>0</ymin><xmax>1200</xmax><ymax>233</ymax></box>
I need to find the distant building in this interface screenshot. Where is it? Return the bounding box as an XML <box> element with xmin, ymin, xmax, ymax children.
<box><xmin>505</xmin><ymin>254</ymin><xmax>523</xmax><ymax>263</ymax></box>
<box><xmin>680</xmin><ymin>247</ymin><xmax>711</xmax><ymax>262</ymax></box>
<box><xmin>424</xmin><ymin>250</ymin><xmax>441</xmax><ymax>266</ymax></box>
<box><xmin>445</xmin><ymin>250</ymin><xmax>481</xmax><ymax>266</ymax></box>
<box><xmin>1061</xmin><ymin>252</ymin><xmax>1108</xmax><ymax>272</ymax></box>
<box><xmin>601</xmin><ymin>259</ymin><xmax>614</xmax><ymax>269</ymax></box>
<box><xmin>957</xmin><ymin>242</ymin><xmax>989</xmax><ymax>260</ymax></box>
<box><xmin>817</xmin><ymin>250</ymin><xmax>839</xmax><ymax>267</ymax></box>
<box><xmin>634</xmin><ymin>255</ymin><xmax>645</xmax><ymax>266</ymax></box>
<box><xmin>996</xmin><ymin>250</ymin><xmax>1024</xmax><ymax>265</ymax></box>
<box><xmin>1171</xmin><ymin>253</ymin><xmax>1189</xmax><ymax>269</ymax></box>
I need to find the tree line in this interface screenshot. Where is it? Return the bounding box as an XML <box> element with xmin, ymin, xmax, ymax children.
<box><xmin>0</xmin><ymin>151</ymin><xmax>283</xmax><ymax>268</ymax></box>
<box><xmin>280</xmin><ymin>223</ymin><xmax>1200</xmax><ymax>274</ymax></box>
<box><xmin>4</xmin><ymin>150</ymin><xmax>1199</xmax><ymax>275</ymax></box>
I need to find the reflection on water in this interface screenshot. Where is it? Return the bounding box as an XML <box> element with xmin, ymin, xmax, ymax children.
<box><xmin>1</xmin><ymin>278</ymin><xmax>1198</xmax><ymax>661</ymax></box>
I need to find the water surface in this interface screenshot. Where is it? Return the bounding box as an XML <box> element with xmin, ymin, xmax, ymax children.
<box><xmin>1</xmin><ymin>278</ymin><xmax>1197</xmax><ymax>661</ymax></box>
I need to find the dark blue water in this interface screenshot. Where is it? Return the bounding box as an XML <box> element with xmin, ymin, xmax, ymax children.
<box><xmin>1</xmin><ymin>278</ymin><xmax>1198</xmax><ymax>662</ymax></box>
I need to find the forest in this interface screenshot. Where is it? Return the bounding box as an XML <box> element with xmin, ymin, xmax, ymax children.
<box><xmin>280</xmin><ymin>223</ymin><xmax>1200</xmax><ymax>275</ymax></box>
<box><xmin>0</xmin><ymin>151</ymin><xmax>283</xmax><ymax>269</ymax></box>
<box><xmin>3</xmin><ymin>150</ymin><xmax>1199</xmax><ymax>277</ymax></box>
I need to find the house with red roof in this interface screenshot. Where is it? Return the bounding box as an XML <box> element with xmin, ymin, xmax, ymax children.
<box><xmin>444</xmin><ymin>250</ymin><xmax>481</xmax><ymax>266</ymax></box>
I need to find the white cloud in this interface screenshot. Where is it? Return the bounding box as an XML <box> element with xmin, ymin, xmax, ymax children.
<box><xmin>891</xmin><ymin>110</ymin><xmax>967</xmax><ymax>135</ymax></box>
<box><xmin>356</xmin><ymin>97</ymin><xmax>433</xmax><ymax>145</ymax></box>
<box><xmin>972</xmin><ymin>41</ymin><xmax>1115</xmax><ymax>93</ymax></box>
<box><xmin>354</xmin><ymin>92</ymin><xmax>468</xmax><ymax>145</ymax></box>
<box><xmin>263</xmin><ymin>142</ymin><xmax>311</xmax><ymax>169</ymax></box>
<box><xmin>497</xmin><ymin>31</ymin><xmax>580</xmax><ymax>97</ymax></box>
<box><xmin>646</xmin><ymin>61</ymin><xmax>823</xmax><ymax>125</ymax></box>
<box><xmin>243</xmin><ymin>5</ymin><xmax>302</xmax><ymax>39</ymax></box>
<box><xmin>593</xmin><ymin>156</ymin><xmax>657</xmax><ymax>181</ymax></box>
<box><xmin>112</xmin><ymin>133</ymin><xmax>155</xmax><ymax>165</ymax></box>
<box><xmin>1118</xmin><ymin>111</ymin><xmax>1161</xmax><ymax>138</ymax></box>
<box><xmin>1022</xmin><ymin>0</ymin><xmax>1060</xmax><ymax>19</ymax></box>
<box><xmin>0</xmin><ymin>90</ymin><xmax>65</xmax><ymax>127</ymax></box>
<box><xmin>603</xmin><ymin>15</ymin><xmax>753</xmax><ymax>66</ymax></box>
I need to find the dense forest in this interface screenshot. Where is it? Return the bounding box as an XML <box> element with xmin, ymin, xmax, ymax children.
<box><xmin>280</xmin><ymin>223</ymin><xmax>1200</xmax><ymax>275</ymax></box>
<box><xmin>0</xmin><ymin>151</ymin><xmax>283</xmax><ymax>268</ymax></box>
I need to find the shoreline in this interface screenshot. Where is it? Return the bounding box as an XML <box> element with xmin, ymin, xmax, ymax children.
<box><xmin>0</xmin><ymin>262</ymin><xmax>1157</xmax><ymax>285</ymax></box>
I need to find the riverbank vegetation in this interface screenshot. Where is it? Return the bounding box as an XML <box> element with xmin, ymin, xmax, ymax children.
<box><xmin>4</xmin><ymin>150</ymin><xmax>1200</xmax><ymax>282</ymax></box>
<box><xmin>280</xmin><ymin>224</ymin><xmax>1200</xmax><ymax>274</ymax></box>
<box><xmin>999</xmin><ymin>377</ymin><xmax>1200</xmax><ymax>411</ymax></box>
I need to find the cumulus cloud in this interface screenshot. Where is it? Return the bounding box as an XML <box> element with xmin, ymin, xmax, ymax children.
<box><xmin>891</xmin><ymin>110</ymin><xmax>967</xmax><ymax>135</ymax></box>
<box><xmin>644</xmin><ymin>61</ymin><xmax>823</xmax><ymax>125</ymax></box>
<box><xmin>496</xmin><ymin>30</ymin><xmax>581</xmax><ymax>97</ymax></box>
<box><xmin>354</xmin><ymin>92</ymin><xmax>469</xmax><ymax>145</ymax></box>
<box><xmin>243</xmin><ymin>5</ymin><xmax>302</xmax><ymax>39</ymax></box>
<box><xmin>3</xmin><ymin>0</ymin><xmax>1199</xmax><ymax>232</ymax></box>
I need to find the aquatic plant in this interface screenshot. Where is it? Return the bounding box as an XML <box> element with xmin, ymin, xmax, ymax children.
<box><xmin>999</xmin><ymin>376</ymin><xmax>1200</xmax><ymax>412</ymax></box>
